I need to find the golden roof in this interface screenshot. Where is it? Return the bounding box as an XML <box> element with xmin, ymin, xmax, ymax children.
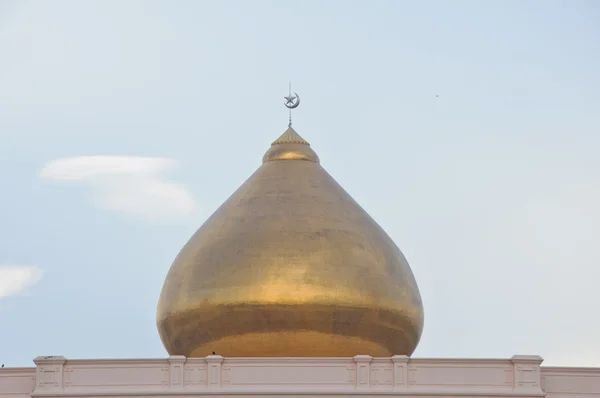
<box><xmin>156</xmin><ymin>126</ymin><xmax>424</xmax><ymax>357</ymax></box>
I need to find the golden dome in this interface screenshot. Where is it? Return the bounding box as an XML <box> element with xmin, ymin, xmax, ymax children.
<box><xmin>156</xmin><ymin>126</ymin><xmax>424</xmax><ymax>357</ymax></box>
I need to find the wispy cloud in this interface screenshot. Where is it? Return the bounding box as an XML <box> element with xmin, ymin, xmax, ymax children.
<box><xmin>0</xmin><ymin>265</ymin><xmax>43</xmax><ymax>299</ymax></box>
<box><xmin>40</xmin><ymin>156</ymin><xmax>195</xmax><ymax>222</ymax></box>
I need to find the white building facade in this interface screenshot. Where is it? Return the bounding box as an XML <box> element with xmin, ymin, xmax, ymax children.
<box><xmin>1</xmin><ymin>354</ymin><xmax>599</xmax><ymax>398</ymax></box>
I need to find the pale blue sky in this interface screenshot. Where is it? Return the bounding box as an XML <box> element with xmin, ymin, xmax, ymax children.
<box><xmin>1</xmin><ymin>0</ymin><xmax>599</xmax><ymax>367</ymax></box>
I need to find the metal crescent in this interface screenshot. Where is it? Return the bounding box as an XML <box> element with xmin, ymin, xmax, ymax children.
<box><xmin>285</xmin><ymin>92</ymin><xmax>300</xmax><ymax>109</ymax></box>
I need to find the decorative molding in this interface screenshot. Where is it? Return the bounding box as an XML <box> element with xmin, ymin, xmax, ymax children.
<box><xmin>11</xmin><ymin>354</ymin><xmax>596</xmax><ymax>397</ymax></box>
<box><xmin>370</xmin><ymin>360</ymin><xmax>393</xmax><ymax>387</ymax></box>
<box><xmin>0</xmin><ymin>367</ymin><xmax>36</xmax><ymax>396</ymax></box>
<box><xmin>391</xmin><ymin>355</ymin><xmax>409</xmax><ymax>389</ymax></box>
<box><xmin>204</xmin><ymin>355</ymin><xmax>223</xmax><ymax>388</ymax></box>
<box><xmin>541</xmin><ymin>365</ymin><xmax>600</xmax><ymax>374</ymax></box>
<box><xmin>510</xmin><ymin>355</ymin><xmax>543</xmax><ymax>394</ymax></box>
<box><xmin>167</xmin><ymin>356</ymin><xmax>186</xmax><ymax>389</ymax></box>
<box><xmin>541</xmin><ymin>365</ymin><xmax>600</xmax><ymax>395</ymax></box>
<box><xmin>33</xmin><ymin>356</ymin><xmax>66</xmax><ymax>392</ymax></box>
<box><xmin>353</xmin><ymin>355</ymin><xmax>372</xmax><ymax>388</ymax></box>
<box><xmin>184</xmin><ymin>358</ymin><xmax>207</xmax><ymax>388</ymax></box>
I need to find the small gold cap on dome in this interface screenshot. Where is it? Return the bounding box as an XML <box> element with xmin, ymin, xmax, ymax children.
<box><xmin>271</xmin><ymin>126</ymin><xmax>310</xmax><ymax>145</ymax></box>
<box><xmin>262</xmin><ymin>126</ymin><xmax>320</xmax><ymax>164</ymax></box>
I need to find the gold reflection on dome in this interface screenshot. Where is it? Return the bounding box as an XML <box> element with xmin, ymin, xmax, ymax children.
<box><xmin>156</xmin><ymin>126</ymin><xmax>424</xmax><ymax>357</ymax></box>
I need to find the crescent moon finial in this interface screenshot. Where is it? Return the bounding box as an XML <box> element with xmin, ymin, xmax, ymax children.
<box><xmin>284</xmin><ymin>82</ymin><xmax>300</xmax><ymax>127</ymax></box>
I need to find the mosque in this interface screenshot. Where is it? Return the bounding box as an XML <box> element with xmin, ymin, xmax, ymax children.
<box><xmin>0</xmin><ymin>94</ymin><xmax>597</xmax><ymax>397</ymax></box>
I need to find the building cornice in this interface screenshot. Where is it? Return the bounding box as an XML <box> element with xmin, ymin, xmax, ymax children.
<box><xmin>2</xmin><ymin>355</ymin><xmax>599</xmax><ymax>398</ymax></box>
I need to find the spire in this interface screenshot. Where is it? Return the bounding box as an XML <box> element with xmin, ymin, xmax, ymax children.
<box><xmin>263</xmin><ymin>86</ymin><xmax>317</xmax><ymax>163</ymax></box>
<box><xmin>284</xmin><ymin>82</ymin><xmax>300</xmax><ymax>127</ymax></box>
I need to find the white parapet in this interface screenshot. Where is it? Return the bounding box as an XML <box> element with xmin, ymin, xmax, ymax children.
<box><xmin>0</xmin><ymin>355</ymin><xmax>599</xmax><ymax>398</ymax></box>
<box><xmin>0</xmin><ymin>366</ymin><xmax>36</xmax><ymax>398</ymax></box>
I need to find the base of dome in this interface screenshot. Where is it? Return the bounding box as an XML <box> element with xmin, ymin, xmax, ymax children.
<box><xmin>157</xmin><ymin>303</ymin><xmax>422</xmax><ymax>357</ymax></box>
<box><xmin>188</xmin><ymin>331</ymin><xmax>391</xmax><ymax>357</ymax></box>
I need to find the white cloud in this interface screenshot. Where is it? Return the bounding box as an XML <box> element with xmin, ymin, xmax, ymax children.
<box><xmin>40</xmin><ymin>156</ymin><xmax>195</xmax><ymax>221</ymax></box>
<box><xmin>0</xmin><ymin>265</ymin><xmax>43</xmax><ymax>299</ymax></box>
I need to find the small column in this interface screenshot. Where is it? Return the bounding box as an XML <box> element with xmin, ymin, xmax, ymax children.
<box><xmin>168</xmin><ymin>355</ymin><xmax>186</xmax><ymax>389</ymax></box>
<box><xmin>391</xmin><ymin>355</ymin><xmax>409</xmax><ymax>389</ymax></box>
<box><xmin>353</xmin><ymin>355</ymin><xmax>373</xmax><ymax>389</ymax></box>
<box><xmin>511</xmin><ymin>355</ymin><xmax>544</xmax><ymax>394</ymax></box>
<box><xmin>33</xmin><ymin>356</ymin><xmax>67</xmax><ymax>393</ymax></box>
<box><xmin>205</xmin><ymin>355</ymin><xmax>223</xmax><ymax>389</ymax></box>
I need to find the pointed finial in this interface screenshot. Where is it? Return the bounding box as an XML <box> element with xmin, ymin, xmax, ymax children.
<box><xmin>283</xmin><ymin>82</ymin><xmax>300</xmax><ymax>127</ymax></box>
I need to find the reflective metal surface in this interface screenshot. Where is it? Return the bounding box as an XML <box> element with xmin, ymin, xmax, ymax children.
<box><xmin>156</xmin><ymin>127</ymin><xmax>424</xmax><ymax>357</ymax></box>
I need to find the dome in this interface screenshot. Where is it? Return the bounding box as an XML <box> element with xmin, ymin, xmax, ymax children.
<box><xmin>156</xmin><ymin>126</ymin><xmax>424</xmax><ymax>357</ymax></box>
